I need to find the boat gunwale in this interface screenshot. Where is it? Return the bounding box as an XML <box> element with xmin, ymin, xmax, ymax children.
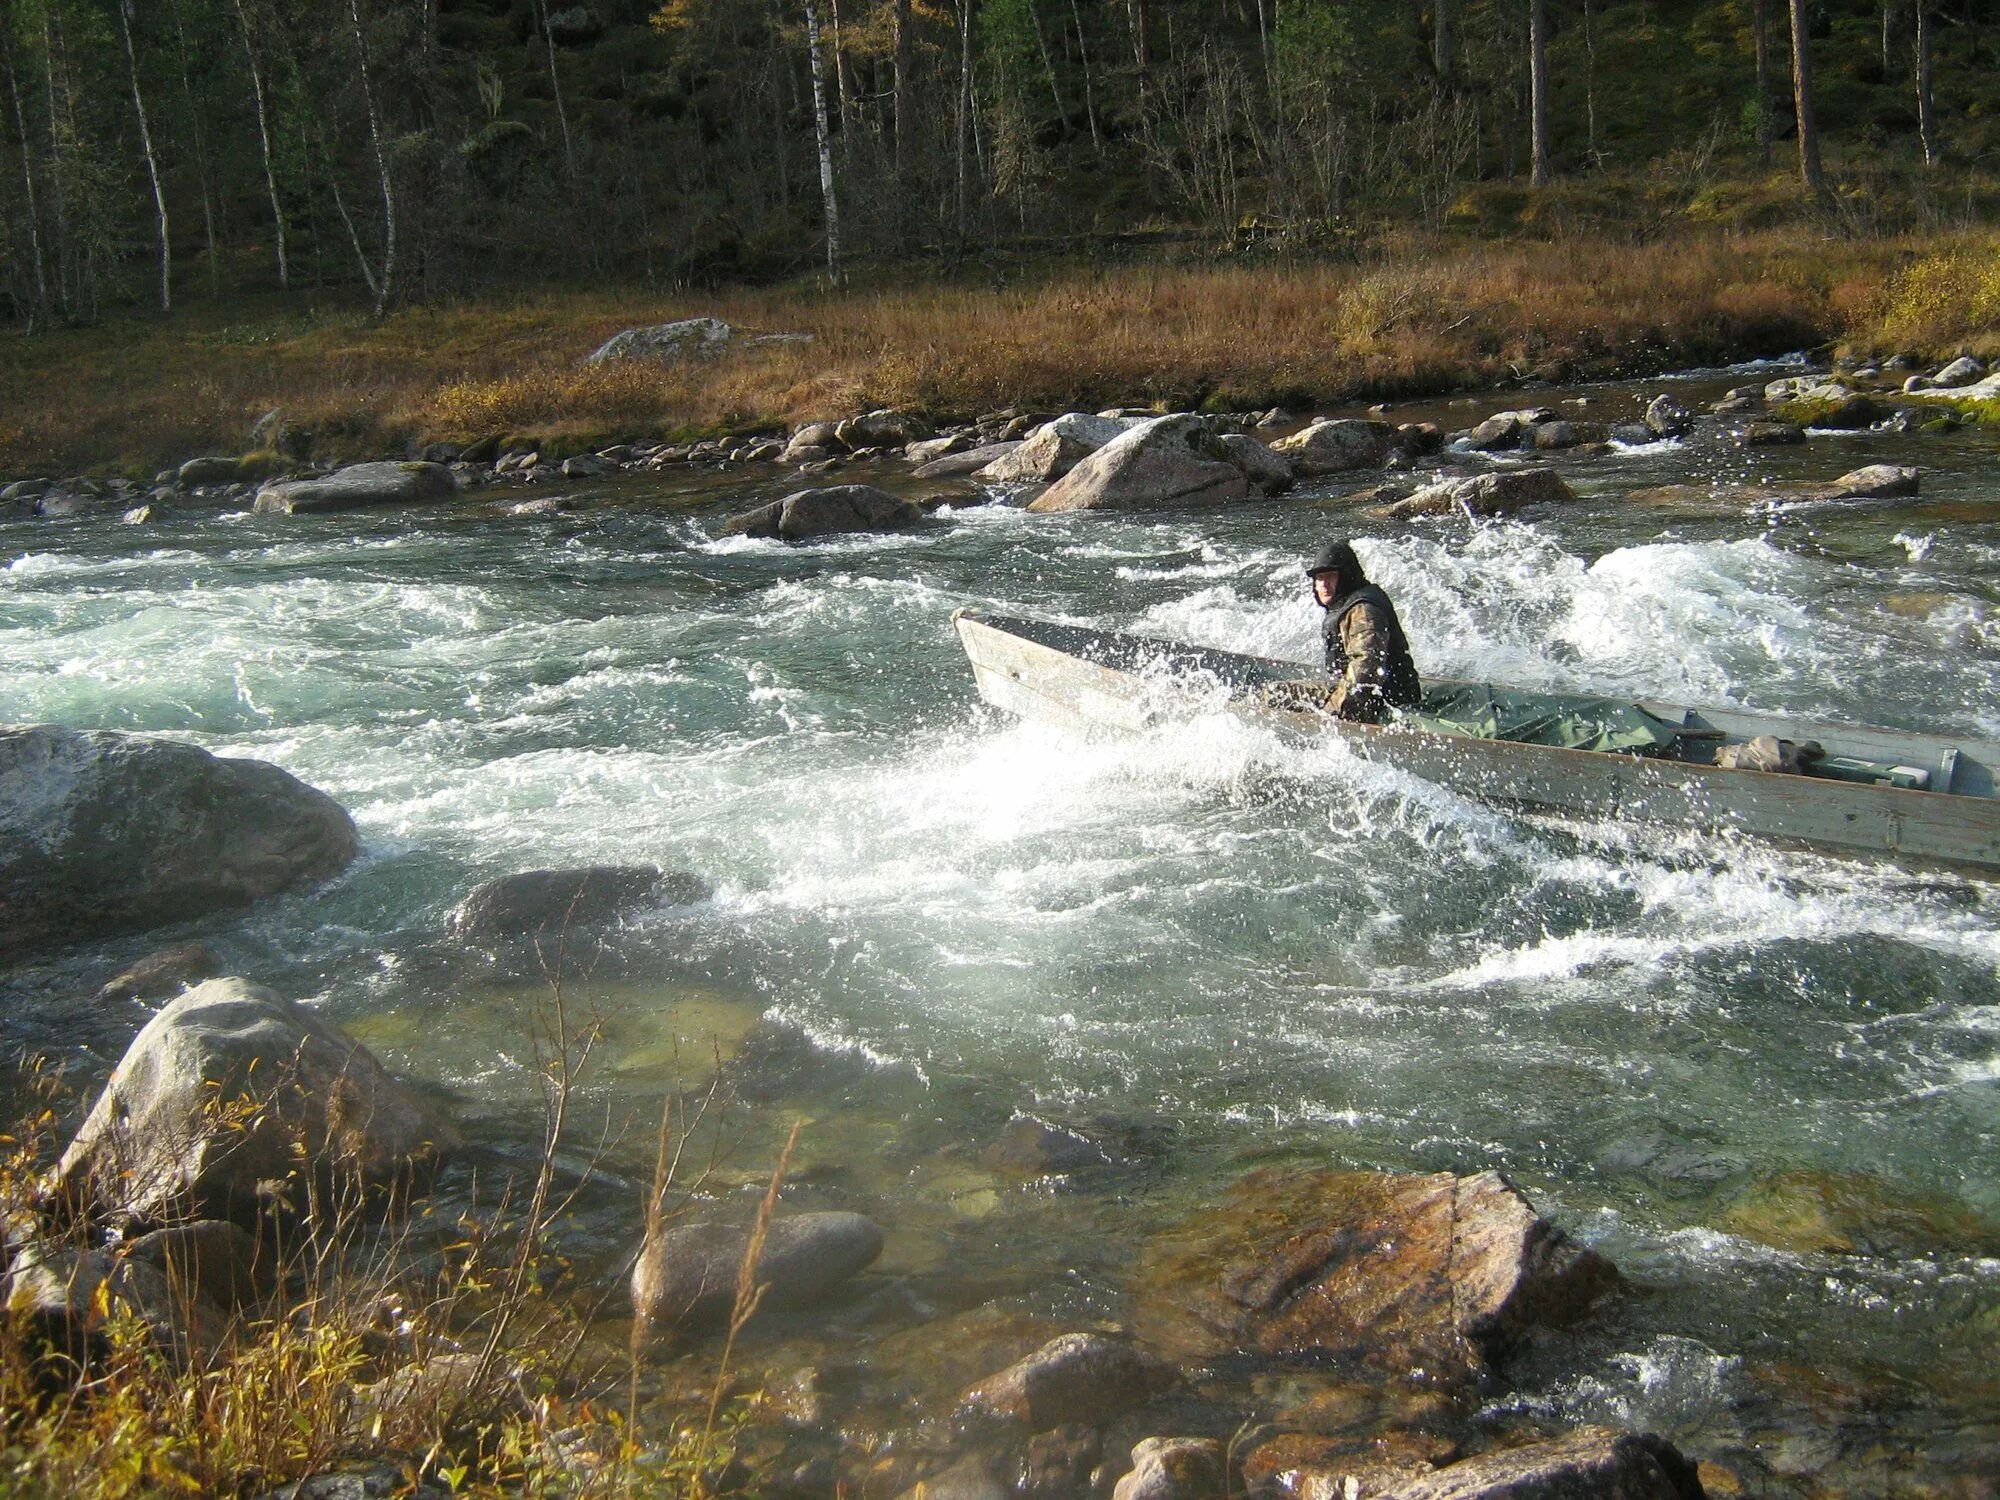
<box><xmin>953</xmin><ymin>607</ymin><xmax>2000</xmax><ymax>811</ymax></box>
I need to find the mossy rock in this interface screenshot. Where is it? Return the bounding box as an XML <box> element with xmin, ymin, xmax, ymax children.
<box><xmin>234</xmin><ymin>448</ymin><xmax>293</xmax><ymax>482</ymax></box>
<box><xmin>1773</xmin><ymin>392</ymin><xmax>1880</xmax><ymax>429</ymax></box>
<box><xmin>1715</xmin><ymin>1169</ymin><xmax>2000</xmax><ymax>1258</ymax></box>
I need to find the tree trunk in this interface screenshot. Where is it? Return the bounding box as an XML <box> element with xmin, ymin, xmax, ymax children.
<box><xmin>166</xmin><ymin>0</ymin><xmax>219</xmax><ymax>290</ymax></box>
<box><xmin>1069</xmin><ymin>0</ymin><xmax>1102</xmax><ymax>153</ymax></box>
<box><xmin>1915</xmin><ymin>0</ymin><xmax>1937</xmax><ymax>165</ymax></box>
<box><xmin>116</xmin><ymin>0</ymin><xmax>170</xmax><ymax>312</ymax></box>
<box><xmin>1583</xmin><ymin>0</ymin><xmax>1597</xmax><ymax>160</ymax></box>
<box><xmin>1028</xmin><ymin>0</ymin><xmax>1065</xmax><ymax>123</ymax></box>
<box><xmin>232</xmin><ymin>0</ymin><xmax>289</xmax><ymax>289</ymax></box>
<box><xmin>893</xmin><ymin>0</ymin><xmax>910</xmax><ymax>216</ymax></box>
<box><xmin>1528</xmin><ymin>0</ymin><xmax>1550</xmax><ymax>185</ymax></box>
<box><xmin>1880</xmin><ymin>0</ymin><xmax>1893</xmax><ymax>71</ymax></box>
<box><xmin>804</xmin><ymin>0</ymin><xmax>842</xmax><ymax>282</ymax></box>
<box><xmin>1</xmin><ymin>24</ymin><xmax>48</xmax><ymax>325</ymax></box>
<box><xmin>1434</xmin><ymin>0</ymin><xmax>1454</xmax><ymax>80</ymax></box>
<box><xmin>956</xmin><ymin>0</ymin><xmax>974</xmax><ymax>242</ymax></box>
<box><xmin>348</xmin><ymin>0</ymin><xmax>396</xmax><ymax>313</ymax></box>
<box><xmin>828</xmin><ymin>0</ymin><xmax>852</xmax><ymax>140</ymax></box>
<box><xmin>532</xmin><ymin>0</ymin><xmax>578</xmax><ymax>180</ymax></box>
<box><xmin>1788</xmin><ymin>0</ymin><xmax>1829</xmax><ymax>203</ymax></box>
<box><xmin>1752</xmin><ymin>0</ymin><xmax>1772</xmax><ymax>163</ymax></box>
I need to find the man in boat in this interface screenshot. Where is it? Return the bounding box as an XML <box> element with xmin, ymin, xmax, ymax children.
<box><xmin>1302</xmin><ymin>540</ymin><xmax>1422</xmax><ymax>723</ymax></box>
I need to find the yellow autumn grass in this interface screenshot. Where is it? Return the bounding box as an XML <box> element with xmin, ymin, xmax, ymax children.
<box><xmin>0</xmin><ymin>227</ymin><xmax>1989</xmax><ymax>475</ymax></box>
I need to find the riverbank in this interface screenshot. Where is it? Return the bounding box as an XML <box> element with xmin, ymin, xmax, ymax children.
<box><xmin>4</xmin><ymin>229</ymin><xmax>1996</xmax><ymax>479</ymax></box>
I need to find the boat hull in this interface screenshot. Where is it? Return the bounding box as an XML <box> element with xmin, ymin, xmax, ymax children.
<box><xmin>956</xmin><ymin>609</ymin><xmax>2000</xmax><ymax>874</ymax></box>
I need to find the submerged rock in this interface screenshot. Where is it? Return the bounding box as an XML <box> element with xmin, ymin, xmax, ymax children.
<box><xmin>1113</xmin><ymin>1438</ymin><xmax>1226</xmax><ymax>1500</ymax></box>
<box><xmin>254</xmin><ymin>461</ymin><xmax>456</xmax><ymax>515</ymax></box>
<box><xmin>631</xmin><ymin>1211</ymin><xmax>883</xmax><ymax>1331</ymax></box>
<box><xmin>1382</xmin><ymin>1426</ymin><xmax>1704</xmax><ymax>1500</ymax></box>
<box><xmin>1715</xmin><ymin>1168</ymin><xmax>2000</xmax><ymax>1258</ymax></box>
<box><xmin>93</xmin><ymin>942</ymin><xmax>224</xmax><ymax>1004</ymax></box>
<box><xmin>447</xmin><ymin>864</ymin><xmax>708</xmax><ymax>942</ymax></box>
<box><xmin>982</xmin><ymin>1115</ymin><xmax>1112</xmax><ymax>1175</ymax></box>
<box><xmin>1135</xmin><ymin>1168</ymin><xmax>1618</xmax><ymax>1389</ymax></box>
<box><xmin>719</xmin><ymin>484</ymin><xmax>926</xmax><ymax>541</ymax></box>
<box><xmin>0</xmin><ymin>726</ymin><xmax>357</xmax><ymax>959</ymax></box>
<box><xmin>955</xmin><ymin>1332</ymin><xmax>1175</xmax><ymax>1433</ymax></box>
<box><xmin>53</xmin><ymin>977</ymin><xmax>459</xmax><ymax>1226</ymax></box>
<box><xmin>1028</xmin><ymin>415</ymin><xmax>1249</xmax><ymax>513</ymax></box>
<box><xmin>1382</xmin><ymin>468</ymin><xmax>1577</xmax><ymax>519</ymax></box>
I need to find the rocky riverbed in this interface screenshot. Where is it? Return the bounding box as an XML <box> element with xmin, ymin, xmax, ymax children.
<box><xmin>3</xmin><ymin>353</ymin><xmax>1999</xmax><ymax>1496</ymax></box>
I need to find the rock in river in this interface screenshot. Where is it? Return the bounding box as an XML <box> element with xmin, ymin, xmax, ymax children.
<box><xmin>52</xmin><ymin>977</ymin><xmax>459</xmax><ymax>1226</ymax></box>
<box><xmin>1112</xmin><ymin>1438</ymin><xmax>1226</xmax><ymax>1500</ymax></box>
<box><xmin>719</xmin><ymin>484</ymin><xmax>926</xmax><ymax>541</ymax></box>
<box><xmin>631</xmin><ymin>1211</ymin><xmax>883</xmax><ymax>1331</ymax></box>
<box><xmin>0</xmin><ymin>726</ymin><xmax>357</xmax><ymax>959</ymax></box>
<box><xmin>1380</xmin><ymin>1426</ymin><xmax>1705</xmax><ymax>1500</ymax></box>
<box><xmin>1028</xmin><ymin>415</ymin><xmax>1249</xmax><ymax>513</ymax></box>
<box><xmin>1271</xmin><ymin>419</ymin><xmax>1395</xmax><ymax>475</ymax></box>
<box><xmin>254</xmin><ymin>461</ymin><xmax>456</xmax><ymax>515</ymax></box>
<box><xmin>956</xmin><ymin>1332</ymin><xmax>1176</xmax><ymax>1433</ymax></box>
<box><xmin>446</xmin><ymin>864</ymin><xmax>711</xmax><ymax>942</ymax></box>
<box><xmin>1382</xmin><ymin>468</ymin><xmax>1577</xmax><ymax>519</ymax></box>
<box><xmin>1135</xmin><ymin>1168</ymin><xmax>1618</xmax><ymax>1389</ymax></box>
<box><xmin>917</xmin><ymin>441</ymin><xmax>1024</xmax><ymax>478</ymax></box>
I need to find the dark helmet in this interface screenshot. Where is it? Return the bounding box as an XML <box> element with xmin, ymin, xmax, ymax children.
<box><xmin>1306</xmin><ymin>539</ymin><xmax>1362</xmax><ymax>579</ymax></box>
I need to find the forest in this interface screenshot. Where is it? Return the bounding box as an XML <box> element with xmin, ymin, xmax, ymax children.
<box><xmin>0</xmin><ymin>0</ymin><xmax>1995</xmax><ymax>326</ymax></box>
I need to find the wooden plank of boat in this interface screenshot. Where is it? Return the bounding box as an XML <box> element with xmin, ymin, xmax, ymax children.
<box><xmin>954</xmin><ymin>608</ymin><xmax>2000</xmax><ymax>874</ymax></box>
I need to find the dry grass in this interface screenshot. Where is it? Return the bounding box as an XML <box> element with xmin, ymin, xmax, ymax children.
<box><xmin>1</xmin><ymin>227</ymin><xmax>1990</xmax><ymax>475</ymax></box>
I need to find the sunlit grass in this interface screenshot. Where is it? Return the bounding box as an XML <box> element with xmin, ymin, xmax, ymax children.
<box><xmin>2</xmin><ymin>227</ymin><xmax>1992</xmax><ymax>475</ymax></box>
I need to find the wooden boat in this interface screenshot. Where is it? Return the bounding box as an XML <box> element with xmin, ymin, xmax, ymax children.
<box><xmin>954</xmin><ymin>608</ymin><xmax>2000</xmax><ymax>874</ymax></box>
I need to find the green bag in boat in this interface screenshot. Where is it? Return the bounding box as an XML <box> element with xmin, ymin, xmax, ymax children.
<box><xmin>1403</xmin><ymin>683</ymin><xmax>1684</xmax><ymax>755</ymax></box>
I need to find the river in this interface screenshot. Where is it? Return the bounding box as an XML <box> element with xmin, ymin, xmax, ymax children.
<box><xmin>4</xmin><ymin>370</ymin><xmax>1998</xmax><ymax>1494</ymax></box>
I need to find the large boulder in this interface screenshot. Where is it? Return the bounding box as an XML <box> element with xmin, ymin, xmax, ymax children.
<box><xmin>631</xmin><ymin>1211</ymin><xmax>883</xmax><ymax>1332</ymax></box>
<box><xmin>52</xmin><ymin>978</ymin><xmax>459</xmax><ymax>1227</ymax></box>
<box><xmin>835</xmin><ymin>409</ymin><xmax>933</xmax><ymax>450</ymax></box>
<box><xmin>1383</xmin><ymin>469</ymin><xmax>1577</xmax><ymax>519</ymax></box>
<box><xmin>1931</xmin><ymin>356</ymin><xmax>1984</xmax><ymax>389</ymax></box>
<box><xmin>1827</xmin><ymin>463</ymin><xmax>1919</xmax><ymax>498</ymax></box>
<box><xmin>254</xmin><ymin>461</ymin><xmax>455</xmax><ymax>515</ymax></box>
<box><xmin>1217</xmin><ymin>433</ymin><xmax>1296</xmax><ymax>494</ymax></box>
<box><xmin>917</xmin><ymin>441</ymin><xmax>1024</xmax><ymax>478</ymax></box>
<box><xmin>955</xmin><ymin>1332</ymin><xmax>1175</xmax><ymax>1433</ymax></box>
<box><xmin>1644</xmin><ymin>394</ymin><xmax>1694</xmax><ymax>438</ymax></box>
<box><xmin>982</xmin><ymin>414</ymin><xmax>1128</xmax><ymax>483</ymax></box>
<box><xmin>1027</xmin><ymin>415</ymin><xmax>1250</xmax><ymax>513</ymax></box>
<box><xmin>1374</xmin><ymin>1427</ymin><xmax>1705</xmax><ymax>1500</ymax></box>
<box><xmin>1272</xmin><ymin>419</ymin><xmax>1396</xmax><ymax>475</ymax></box>
<box><xmin>586</xmin><ymin>316</ymin><xmax>733</xmax><ymax>364</ymax></box>
<box><xmin>446</xmin><ymin>864</ymin><xmax>710</xmax><ymax>942</ymax></box>
<box><xmin>1</xmin><ymin>1238</ymin><xmax>228</xmax><ymax>1370</ymax></box>
<box><xmin>981</xmin><ymin>426</ymin><xmax>1102</xmax><ymax>483</ymax></box>
<box><xmin>1456</xmin><ymin>409</ymin><xmax>1553</xmax><ymax>452</ymax></box>
<box><xmin>1134</xmin><ymin>1168</ymin><xmax>1618</xmax><ymax>1390</ymax></box>
<box><xmin>718</xmin><ymin>484</ymin><xmax>926</xmax><ymax>541</ymax></box>
<box><xmin>0</xmin><ymin>727</ymin><xmax>358</xmax><ymax>959</ymax></box>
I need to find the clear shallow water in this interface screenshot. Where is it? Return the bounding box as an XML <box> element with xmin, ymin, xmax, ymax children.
<box><xmin>5</xmin><ymin>397</ymin><xmax>2000</xmax><ymax>1492</ymax></box>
